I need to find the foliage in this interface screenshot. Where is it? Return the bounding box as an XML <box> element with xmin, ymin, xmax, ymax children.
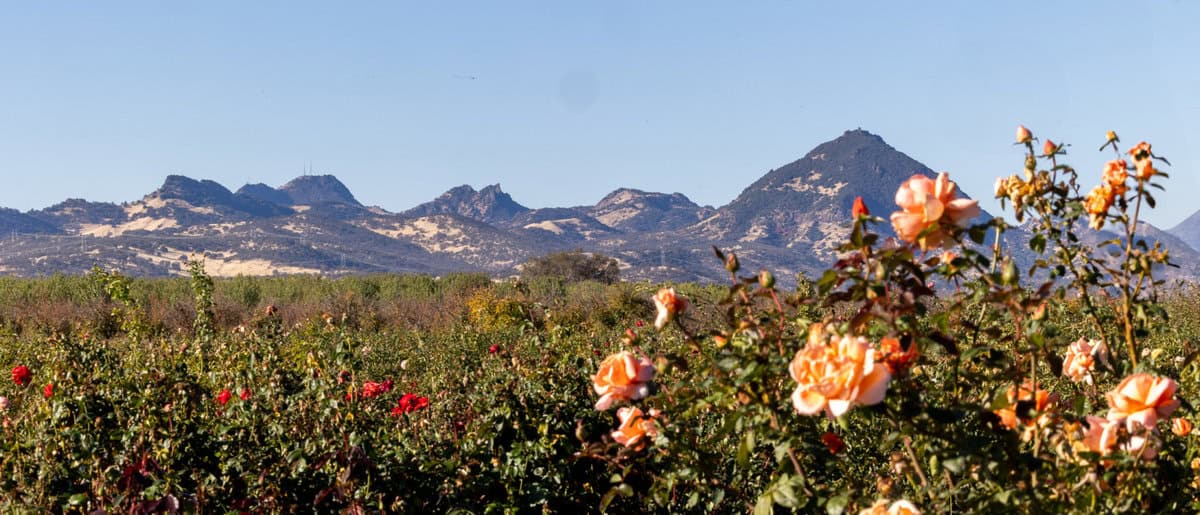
<box><xmin>521</xmin><ymin>249</ymin><xmax>621</xmax><ymax>285</ymax></box>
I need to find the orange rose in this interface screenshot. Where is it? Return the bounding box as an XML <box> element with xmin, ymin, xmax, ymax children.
<box><xmin>1101</xmin><ymin>159</ymin><xmax>1129</xmax><ymax>195</ymax></box>
<box><xmin>592</xmin><ymin>351</ymin><xmax>656</xmax><ymax>410</ymax></box>
<box><xmin>1134</xmin><ymin>158</ymin><xmax>1156</xmax><ymax>181</ymax></box>
<box><xmin>1062</xmin><ymin>338</ymin><xmax>1098</xmax><ymax>384</ymax></box>
<box><xmin>1172</xmin><ymin>417</ymin><xmax>1193</xmax><ymax>437</ymax></box>
<box><xmin>879</xmin><ymin>336</ymin><xmax>919</xmax><ymax>374</ymax></box>
<box><xmin>1016</xmin><ymin>125</ymin><xmax>1032</xmax><ymax>144</ymax></box>
<box><xmin>1127</xmin><ymin>141</ymin><xmax>1152</xmax><ymax>161</ymax></box>
<box><xmin>889</xmin><ymin>172</ymin><xmax>981</xmax><ymax>250</ymax></box>
<box><xmin>993</xmin><ymin>381</ymin><xmax>1059</xmax><ymax>440</ymax></box>
<box><xmin>611</xmin><ymin>406</ymin><xmax>658</xmax><ymax>448</ymax></box>
<box><xmin>1084</xmin><ymin>184</ymin><xmax>1115</xmax><ymax>229</ymax></box>
<box><xmin>1106</xmin><ymin>373</ymin><xmax>1179</xmax><ymax>430</ymax></box>
<box><xmin>653</xmin><ymin>288</ymin><xmax>688</xmax><ymax>330</ymax></box>
<box><xmin>789</xmin><ymin>332</ymin><xmax>891</xmax><ymax>418</ymax></box>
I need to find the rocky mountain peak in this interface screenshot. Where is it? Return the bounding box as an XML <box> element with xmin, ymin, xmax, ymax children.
<box><xmin>278</xmin><ymin>175</ymin><xmax>361</xmax><ymax>206</ymax></box>
<box><xmin>235</xmin><ymin>183</ymin><xmax>294</xmax><ymax>206</ymax></box>
<box><xmin>589</xmin><ymin>188</ymin><xmax>711</xmax><ymax>232</ymax></box>
<box><xmin>405</xmin><ymin>183</ymin><xmax>529</xmax><ymax>223</ymax></box>
<box><xmin>154</xmin><ymin>175</ymin><xmax>236</xmax><ymax>205</ymax></box>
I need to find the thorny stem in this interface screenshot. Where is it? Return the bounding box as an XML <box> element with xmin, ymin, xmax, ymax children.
<box><xmin>1121</xmin><ymin>183</ymin><xmax>1145</xmax><ymax>368</ymax></box>
<box><xmin>901</xmin><ymin>436</ymin><xmax>932</xmax><ymax>502</ymax></box>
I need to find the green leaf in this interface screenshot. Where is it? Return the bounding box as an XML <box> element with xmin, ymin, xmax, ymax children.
<box><xmin>754</xmin><ymin>493</ymin><xmax>775</xmax><ymax>515</ymax></box>
<box><xmin>737</xmin><ymin>430</ymin><xmax>756</xmax><ymax>468</ymax></box>
<box><xmin>825</xmin><ymin>492</ymin><xmax>850</xmax><ymax>515</ymax></box>
<box><xmin>68</xmin><ymin>493</ymin><xmax>87</xmax><ymax>506</ymax></box>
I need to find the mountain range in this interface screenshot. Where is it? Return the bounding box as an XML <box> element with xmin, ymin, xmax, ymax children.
<box><xmin>2</xmin><ymin>129</ymin><xmax>1198</xmax><ymax>284</ymax></box>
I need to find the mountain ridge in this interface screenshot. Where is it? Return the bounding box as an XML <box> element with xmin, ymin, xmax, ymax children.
<box><xmin>1</xmin><ymin>129</ymin><xmax>1196</xmax><ymax>282</ymax></box>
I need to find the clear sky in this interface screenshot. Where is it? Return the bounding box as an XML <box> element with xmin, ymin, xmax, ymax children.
<box><xmin>2</xmin><ymin>2</ymin><xmax>1197</xmax><ymax>227</ymax></box>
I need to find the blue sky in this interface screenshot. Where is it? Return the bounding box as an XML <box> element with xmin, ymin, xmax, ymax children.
<box><xmin>2</xmin><ymin>2</ymin><xmax>1197</xmax><ymax>227</ymax></box>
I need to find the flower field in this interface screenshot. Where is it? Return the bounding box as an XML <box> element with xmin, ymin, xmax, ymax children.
<box><xmin>4</xmin><ymin>128</ymin><xmax>1200</xmax><ymax>513</ymax></box>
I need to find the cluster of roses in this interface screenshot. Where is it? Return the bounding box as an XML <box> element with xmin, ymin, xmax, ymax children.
<box><xmin>1083</xmin><ymin>137</ymin><xmax>1161</xmax><ymax>230</ymax></box>
<box><xmin>591</xmin><ymin>287</ymin><xmax>682</xmax><ymax>452</ymax></box>
<box><xmin>992</xmin><ymin>351</ymin><xmax>1190</xmax><ymax>463</ymax></box>
<box><xmin>391</xmin><ymin>393</ymin><xmax>430</xmax><ymax>416</ymax></box>
<box><xmin>215</xmin><ymin>387</ymin><xmax>252</xmax><ymax>406</ymax></box>
<box><xmin>1053</xmin><ymin>337</ymin><xmax>1191</xmax><ymax>460</ymax></box>
<box><xmin>8</xmin><ymin>365</ymin><xmax>53</xmax><ymax>403</ymax></box>
<box><xmin>360</xmin><ymin>379</ymin><xmax>394</xmax><ymax>399</ymax></box>
<box><xmin>592</xmin><ymin>350</ymin><xmax>661</xmax><ymax>449</ymax></box>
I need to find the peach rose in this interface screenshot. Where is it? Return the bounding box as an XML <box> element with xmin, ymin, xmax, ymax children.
<box><xmin>790</xmin><ymin>332</ymin><xmax>891</xmax><ymax>419</ymax></box>
<box><xmin>1062</xmin><ymin>338</ymin><xmax>1098</xmax><ymax>384</ymax></box>
<box><xmin>1043</xmin><ymin>139</ymin><xmax>1057</xmax><ymax>156</ymax></box>
<box><xmin>593</xmin><ymin>351</ymin><xmax>656</xmax><ymax>410</ymax></box>
<box><xmin>1079</xmin><ymin>414</ymin><xmax>1155</xmax><ymax>462</ymax></box>
<box><xmin>1172</xmin><ymin>417</ymin><xmax>1193</xmax><ymax>437</ymax></box>
<box><xmin>889</xmin><ymin>172</ymin><xmax>981</xmax><ymax>250</ymax></box>
<box><xmin>1105</xmin><ymin>373</ymin><xmax>1179</xmax><ymax>430</ymax></box>
<box><xmin>859</xmin><ymin>499</ymin><xmax>921</xmax><ymax>515</ymax></box>
<box><xmin>1079</xmin><ymin>414</ymin><xmax>1159</xmax><ymax>462</ymax></box>
<box><xmin>611</xmin><ymin>406</ymin><xmax>658</xmax><ymax>448</ymax></box>
<box><xmin>1016</xmin><ymin>125</ymin><xmax>1032</xmax><ymax>144</ymax></box>
<box><xmin>993</xmin><ymin>381</ymin><xmax>1059</xmax><ymax>440</ymax></box>
<box><xmin>653</xmin><ymin>288</ymin><xmax>688</xmax><ymax>330</ymax></box>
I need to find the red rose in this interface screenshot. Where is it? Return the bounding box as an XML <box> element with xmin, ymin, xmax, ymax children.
<box><xmin>12</xmin><ymin>366</ymin><xmax>31</xmax><ymax>386</ymax></box>
<box><xmin>362</xmin><ymin>381</ymin><xmax>385</xmax><ymax>399</ymax></box>
<box><xmin>851</xmin><ymin>196</ymin><xmax>870</xmax><ymax>219</ymax></box>
<box><xmin>416</xmin><ymin>396</ymin><xmax>430</xmax><ymax>410</ymax></box>
<box><xmin>216</xmin><ymin>389</ymin><xmax>233</xmax><ymax>406</ymax></box>
<box><xmin>239</xmin><ymin>388</ymin><xmax>251</xmax><ymax>401</ymax></box>
<box><xmin>398</xmin><ymin>393</ymin><xmax>416</xmax><ymax>413</ymax></box>
<box><xmin>821</xmin><ymin>432</ymin><xmax>846</xmax><ymax>455</ymax></box>
<box><xmin>488</xmin><ymin>344</ymin><xmax>500</xmax><ymax>354</ymax></box>
<box><xmin>381</xmin><ymin>379</ymin><xmax>394</xmax><ymax>392</ymax></box>
<box><xmin>43</xmin><ymin>383</ymin><xmax>53</xmax><ymax>399</ymax></box>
